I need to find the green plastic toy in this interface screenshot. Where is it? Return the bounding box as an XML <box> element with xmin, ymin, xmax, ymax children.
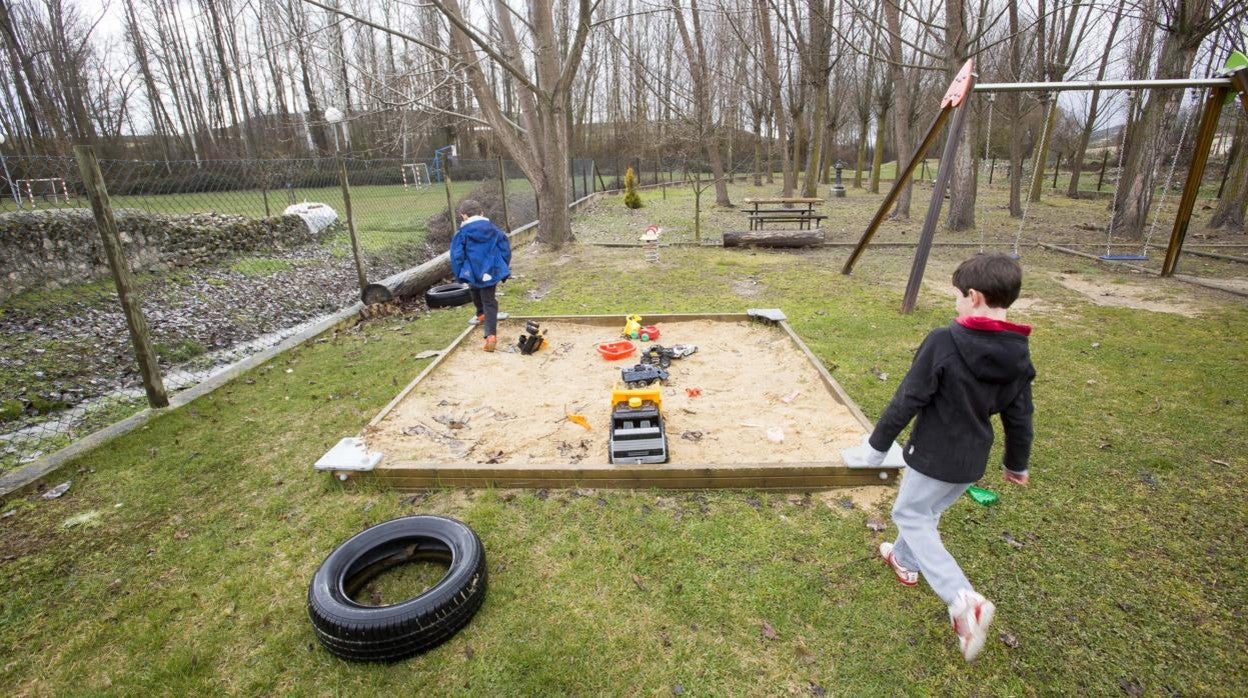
<box><xmin>966</xmin><ymin>485</ymin><xmax>1000</xmax><ymax>506</ymax></box>
<box><xmin>1223</xmin><ymin>51</ymin><xmax>1247</xmax><ymax>106</ymax></box>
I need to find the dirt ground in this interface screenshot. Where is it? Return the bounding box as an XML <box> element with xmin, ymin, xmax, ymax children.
<box><xmin>364</xmin><ymin>318</ymin><xmax>868</xmax><ymax>467</ymax></box>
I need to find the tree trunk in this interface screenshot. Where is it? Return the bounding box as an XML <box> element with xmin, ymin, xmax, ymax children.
<box><xmin>883</xmin><ymin>0</ymin><xmax>913</xmax><ymax>218</ymax></box>
<box><xmin>1067</xmin><ymin>0</ymin><xmax>1123</xmax><ymax>198</ymax></box>
<box><xmin>755</xmin><ymin>0</ymin><xmax>792</xmax><ymax>195</ymax></box>
<box><xmin>944</xmin><ymin>0</ymin><xmax>976</xmax><ymax>231</ymax></box>
<box><xmin>1208</xmin><ymin>115</ymin><xmax>1247</xmax><ymax>232</ymax></box>
<box><xmin>1110</xmin><ymin>18</ymin><xmax>1204</xmax><ymax>239</ymax></box>
<box><xmin>724</xmin><ymin>229</ymin><xmax>826</xmax><ymax>247</ymax></box>
<box><xmin>1007</xmin><ymin>0</ymin><xmax>1023</xmax><ymax>217</ymax></box>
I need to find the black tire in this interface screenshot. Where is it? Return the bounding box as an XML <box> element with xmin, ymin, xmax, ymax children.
<box><xmin>307</xmin><ymin>515</ymin><xmax>487</xmax><ymax>662</ymax></box>
<box><xmin>425</xmin><ymin>282</ymin><xmax>472</xmax><ymax>308</ymax></box>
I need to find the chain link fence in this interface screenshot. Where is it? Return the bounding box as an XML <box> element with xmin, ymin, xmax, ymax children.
<box><xmin>0</xmin><ymin>153</ymin><xmax>554</xmax><ymax>473</ymax></box>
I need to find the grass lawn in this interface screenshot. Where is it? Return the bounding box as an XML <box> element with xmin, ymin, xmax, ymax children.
<box><xmin>2</xmin><ymin>189</ymin><xmax>1247</xmax><ymax>694</ymax></box>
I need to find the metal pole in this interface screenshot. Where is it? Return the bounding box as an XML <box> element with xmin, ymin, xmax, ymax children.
<box><xmin>901</xmin><ymin>75</ymin><xmax>977</xmax><ymax>314</ymax></box>
<box><xmin>974</xmin><ymin>78</ymin><xmax>1233</xmax><ymax>93</ymax></box>
<box><xmin>73</xmin><ymin>145</ymin><xmax>168</xmax><ymax>408</ymax></box>
<box><xmin>337</xmin><ymin>156</ymin><xmax>368</xmax><ymax>291</ymax></box>
<box><xmin>1161</xmin><ymin>86</ymin><xmax>1228</xmax><ymax>276</ymax></box>
<box><xmin>0</xmin><ymin>147</ymin><xmax>19</xmax><ymax>209</ymax></box>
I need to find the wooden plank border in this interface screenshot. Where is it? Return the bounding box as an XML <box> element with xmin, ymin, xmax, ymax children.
<box><xmin>346</xmin><ymin>312</ymin><xmax>892</xmax><ymax>490</ymax></box>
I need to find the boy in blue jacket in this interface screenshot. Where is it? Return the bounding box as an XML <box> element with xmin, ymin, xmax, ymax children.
<box><xmin>449</xmin><ymin>199</ymin><xmax>511</xmax><ymax>351</ymax></box>
<box><xmin>844</xmin><ymin>252</ymin><xmax>1035</xmax><ymax>662</ymax></box>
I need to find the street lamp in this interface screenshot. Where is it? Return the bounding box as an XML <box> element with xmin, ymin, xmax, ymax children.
<box><xmin>0</xmin><ymin>132</ymin><xmax>18</xmax><ymax>209</ymax></box>
<box><xmin>324</xmin><ymin>107</ymin><xmax>344</xmax><ymax>152</ymax></box>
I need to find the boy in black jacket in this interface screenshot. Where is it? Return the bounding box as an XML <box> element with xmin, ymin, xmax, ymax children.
<box><xmin>847</xmin><ymin>252</ymin><xmax>1035</xmax><ymax>662</ymax></box>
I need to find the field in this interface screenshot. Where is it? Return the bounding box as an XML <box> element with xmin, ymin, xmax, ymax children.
<box><xmin>1</xmin><ymin>180</ymin><xmax>1246</xmax><ymax>695</ymax></box>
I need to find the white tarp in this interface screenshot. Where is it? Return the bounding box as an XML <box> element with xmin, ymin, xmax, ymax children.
<box><xmin>283</xmin><ymin>202</ymin><xmax>339</xmax><ymax>236</ymax></box>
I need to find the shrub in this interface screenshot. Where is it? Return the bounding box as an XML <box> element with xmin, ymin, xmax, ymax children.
<box><xmin>623</xmin><ymin>167</ymin><xmax>643</xmax><ymax>209</ymax></box>
<box><xmin>424</xmin><ymin>181</ymin><xmax>538</xmax><ymax>249</ymax></box>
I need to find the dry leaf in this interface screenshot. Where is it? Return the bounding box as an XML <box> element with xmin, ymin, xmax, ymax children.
<box><xmin>866</xmin><ymin>517</ymin><xmax>887</xmax><ymax>533</ymax></box>
<box><xmin>795</xmin><ymin>644</ymin><xmax>816</xmax><ymax>665</ymax></box>
<box><xmin>632</xmin><ymin>574</ymin><xmax>646</xmax><ymax>592</ymax></box>
<box><xmin>761</xmin><ymin>620</ymin><xmax>779</xmax><ymax>640</ymax></box>
<box><xmin>999</xmin><ymin>631</ymin><xmax>1020</xmax><ymax>648</ymax></box>
<box><xmin>1002</xmin><ymin>532</ymin><xmax>1025</xmax><ymax>549</ymax></box>
<box><xmin>174</xmin><ymin>530</ymin><xmax>190</xmax><ymax>540</ymax></box>
<box><xmin>413</xmin><ymin>350</ymin><xmax>442</xmax><ymax>360</ymax></box>
<box><xmin>566</xmin><ymin>413</ymin><xmax>592</xmax><ymax>431</ymax></box>
<box><xmin>1211</xmin><ymin>459</ymin><xmax>1229</xmax><ymax>467</ymax></box>
<box><xmin>808</xmin><ymin>682</ymin><xmax>827</xmax><ymax>697</ymax></box>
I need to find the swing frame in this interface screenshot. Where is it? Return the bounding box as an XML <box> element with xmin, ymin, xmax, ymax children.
<box><xmin>843</xmin><ymin>64</ymin><xmax>1248</xmax><ymax>313</ymax></box>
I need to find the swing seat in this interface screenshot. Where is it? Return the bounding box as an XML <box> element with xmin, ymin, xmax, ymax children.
<box><xmin>1099</xmin><ymin>254</ymin><xmax>1149</xmax><ymax>261</ymax></box>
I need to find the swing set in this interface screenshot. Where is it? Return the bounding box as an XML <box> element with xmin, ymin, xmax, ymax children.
<box><xmin>843</xmin><ymin>54</ymin><xmax>1248</xmax><ymax>313</ymax></box>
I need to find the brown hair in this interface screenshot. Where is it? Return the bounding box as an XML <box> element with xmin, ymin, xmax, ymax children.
<box><xmin>951</xmin><ymin>252</ymin><xmax>1023</xmax><ymax>308</ymax></box>
<box><xmin>457</xmin><ymin>199</ymin><xmax>484</xmax><ymax>217</ymax></box>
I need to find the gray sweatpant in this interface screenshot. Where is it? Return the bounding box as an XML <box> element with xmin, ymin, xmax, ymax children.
<box><xmin>890</xmin><ymin>467</ymin><xmax>975</xmax><ymax>605</ymax></box>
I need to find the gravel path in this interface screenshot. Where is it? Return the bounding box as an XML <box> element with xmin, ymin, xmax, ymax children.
<box><xmin>0</xmin><ymin>242</ymin><xmax>434</xmax><ymax>470</ymax></box>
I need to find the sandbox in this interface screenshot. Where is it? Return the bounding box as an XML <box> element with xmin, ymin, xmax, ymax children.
<box><xmin>316</xmin><ymin>311</ymin><xmax>901</xmax><ymax>489</ymax></box>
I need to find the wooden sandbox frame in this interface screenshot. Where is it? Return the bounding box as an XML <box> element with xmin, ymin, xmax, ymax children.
<box><xmin>317</xmin><ymin>310</ymin><xmax>901</xmax><ymax>490</ymax></box>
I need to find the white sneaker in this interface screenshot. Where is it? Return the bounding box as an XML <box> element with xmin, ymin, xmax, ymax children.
<box><xmin>948</xmin><ymin>590</ymin><xmax>996</xmax><ymax>662</ymax></box>
<box><xmin>879</xmin><ymin>542</ymin><xmax>919</xmax><ymax>587</ymax></box>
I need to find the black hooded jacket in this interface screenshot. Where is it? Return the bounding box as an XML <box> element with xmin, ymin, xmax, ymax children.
<box><xmin>868</xmin><ymin>318</ymin><xmax>1035</xmax><ymax>484</ymax></box>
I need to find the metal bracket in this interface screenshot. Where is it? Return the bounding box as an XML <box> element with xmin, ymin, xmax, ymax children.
<box><xmin>314</xmin><ymin>437</ymin><xmax>383</xmax><ymax>472</ymax></box>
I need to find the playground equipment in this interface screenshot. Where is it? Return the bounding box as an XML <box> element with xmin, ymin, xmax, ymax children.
<box><xmin>15</xmin><ymin>177</ymin><xmax>72</xmax><ymax>206</ymax></box>
<box><xmin>430</xmin><ymin>145</ymin><xmax>457</xmax><ymax>183</ymax></box>
<box><xmin>608</xmin><ymin>385</ymin><xmax>668</xmax><ymax>465</ymax></box>
<box><xmin>842</xmin><ymin>55</ymin><xmax>1248</xmax><ymax>312</ymax></box>
<box><xmin>401</xmin><ymin>162</ymin><xmax>430</xmax><ymax>189</ymax></box>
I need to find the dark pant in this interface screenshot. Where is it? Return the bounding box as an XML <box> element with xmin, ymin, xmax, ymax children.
<box><xmin>470</xmin><ymin>284</ymin><xmax>499</xmax><ymax>337</ymax></box>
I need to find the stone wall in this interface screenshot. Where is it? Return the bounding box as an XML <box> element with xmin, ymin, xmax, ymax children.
<box><xmin>0</xmin><ymin>209</ymin><xmax>333</xmax><ymax>300</ymax></box>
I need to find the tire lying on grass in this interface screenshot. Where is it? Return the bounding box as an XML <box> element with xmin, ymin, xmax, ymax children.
<box><xmin>424</xmin><ymin>282</ymin><xmax>473</xmax><ymax>308</ymax></box>
<box><xmin>307</xmin><ymin>515</ymin><xmax>487</xmax><ymax>662</ymax></box>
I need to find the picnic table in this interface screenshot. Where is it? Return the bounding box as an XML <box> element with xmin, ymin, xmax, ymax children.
<box><xmin>741</xmin><ymin>197</ymin><xmax>827</xmax><ymax>231</ymax></box>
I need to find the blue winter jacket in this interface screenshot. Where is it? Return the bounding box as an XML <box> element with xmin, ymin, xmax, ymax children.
<box><xmin>450</xmin><ymin>217</ymin><xmax>511</xmax><ymax>288</ymax></box>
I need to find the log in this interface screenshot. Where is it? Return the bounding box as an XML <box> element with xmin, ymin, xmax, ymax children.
<box><xmin>362</xmin><ymin>220</ymin><xmax>540</xmax><ymax>304</ymax></box>
<box><xmin>723</xmin><ymin>230</ymin><xmax>826</xmax><ymax>248</ymax></box>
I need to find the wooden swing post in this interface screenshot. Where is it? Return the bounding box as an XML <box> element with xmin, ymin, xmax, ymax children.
<box><xmin>841</xmin><ymin>60</ymin><xmax>975</xmax><ymax>276</ymax></box>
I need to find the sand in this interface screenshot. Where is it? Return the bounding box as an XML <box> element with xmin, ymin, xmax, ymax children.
<box><xmin>364</xmin><ymin>318</ymin><xmax>867</xmax><ymax>467</ymax></box>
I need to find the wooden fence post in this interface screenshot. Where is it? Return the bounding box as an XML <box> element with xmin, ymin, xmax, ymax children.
<box><xmin>73</xmin><ymin>145</ymin><xmax>169</xmax><ymax>408</ymax></box>
<box><xmin>337</xmin><ymin>157</ymin><xmax>368</xmax><ymax>291</ymax></box>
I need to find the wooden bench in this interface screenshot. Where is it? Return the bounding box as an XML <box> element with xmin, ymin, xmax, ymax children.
<box><xmin>741</xmin><ymin>197</ymin><xmax>825</xmax><ymax>231</ymax></box>
<box><xmin>745</xmin><ymin>211</ymin><xmax>828</xmax><ymax>231</ymax></box>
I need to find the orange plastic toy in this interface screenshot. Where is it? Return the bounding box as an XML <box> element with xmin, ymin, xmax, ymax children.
<box><xmin>596</xmin><ymin>340</ymin><xmax>637</xmax><ymax>360</ymax></box>
<box><xmin>639</xmin><ymin>325</ymin><xmax>660</xmax><ymax>341</ymax></box>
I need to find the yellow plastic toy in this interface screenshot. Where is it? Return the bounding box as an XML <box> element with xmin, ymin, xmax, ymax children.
<box><xmin>622</xmin><ymin>314</ymin><xmax>643</xmax><ymax>339</ymax></box>
<box><xmin>610</xmin><ymin>383</ymin><xmax>662</xmax><ymax>411</ymax></box>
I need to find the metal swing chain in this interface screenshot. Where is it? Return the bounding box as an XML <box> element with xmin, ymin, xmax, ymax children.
<box><xmin>981</xmin><ymin>94</ymin><xmax>996</xmax><ymax>252</ymax></box>
<box><xmin>1014</xmin><ymin>93</ymin><xmax>1054</xmax><ymax>257</ymax></box>
<box><xmin>1104</xmin><ymin>92</ymin><xmax>1135</xmax><ymax>257</ymax></box>
<box><xmin>1141</xmin><ymin>88</ymin><xmax>1198</xmax><ymax>258</ymax></box>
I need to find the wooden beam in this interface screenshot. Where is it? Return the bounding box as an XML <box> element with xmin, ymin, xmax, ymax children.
<box><xmin>901</xmin><ymin>80</ymin><xmax>976</xmax><ymax>313</ymax></box>
<box><xmin>1161</xmin><ymin>86</ymin><xmax>1227</xmax><ymax>276</ymax></box>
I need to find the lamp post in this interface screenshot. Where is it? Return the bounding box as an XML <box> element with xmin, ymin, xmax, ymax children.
<box><xmin>323</xmin><ymin>107</ymin><xmax>344</xmax><ymax>152</ymax></box>
<box><xmin>0</xmin><ymin>133</ymin><xmax>18</xmax><ymax>209</ymax></box>
<box><xmin>324</xmin><ymin>107</ymin><xmax>367</xmax><ymax>292</ymax></box>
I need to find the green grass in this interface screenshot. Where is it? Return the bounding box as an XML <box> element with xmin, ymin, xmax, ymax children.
<box><xmin>2</xmin><ymin>199</ymin><xmax>1247</xmax><ymax>694</ymax></box>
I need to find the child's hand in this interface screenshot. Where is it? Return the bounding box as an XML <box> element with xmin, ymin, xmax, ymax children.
<box><xmin>1003</xmin><ymin>469</ymin><xmax>1029</xmax><ymax>486</ymax></box>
